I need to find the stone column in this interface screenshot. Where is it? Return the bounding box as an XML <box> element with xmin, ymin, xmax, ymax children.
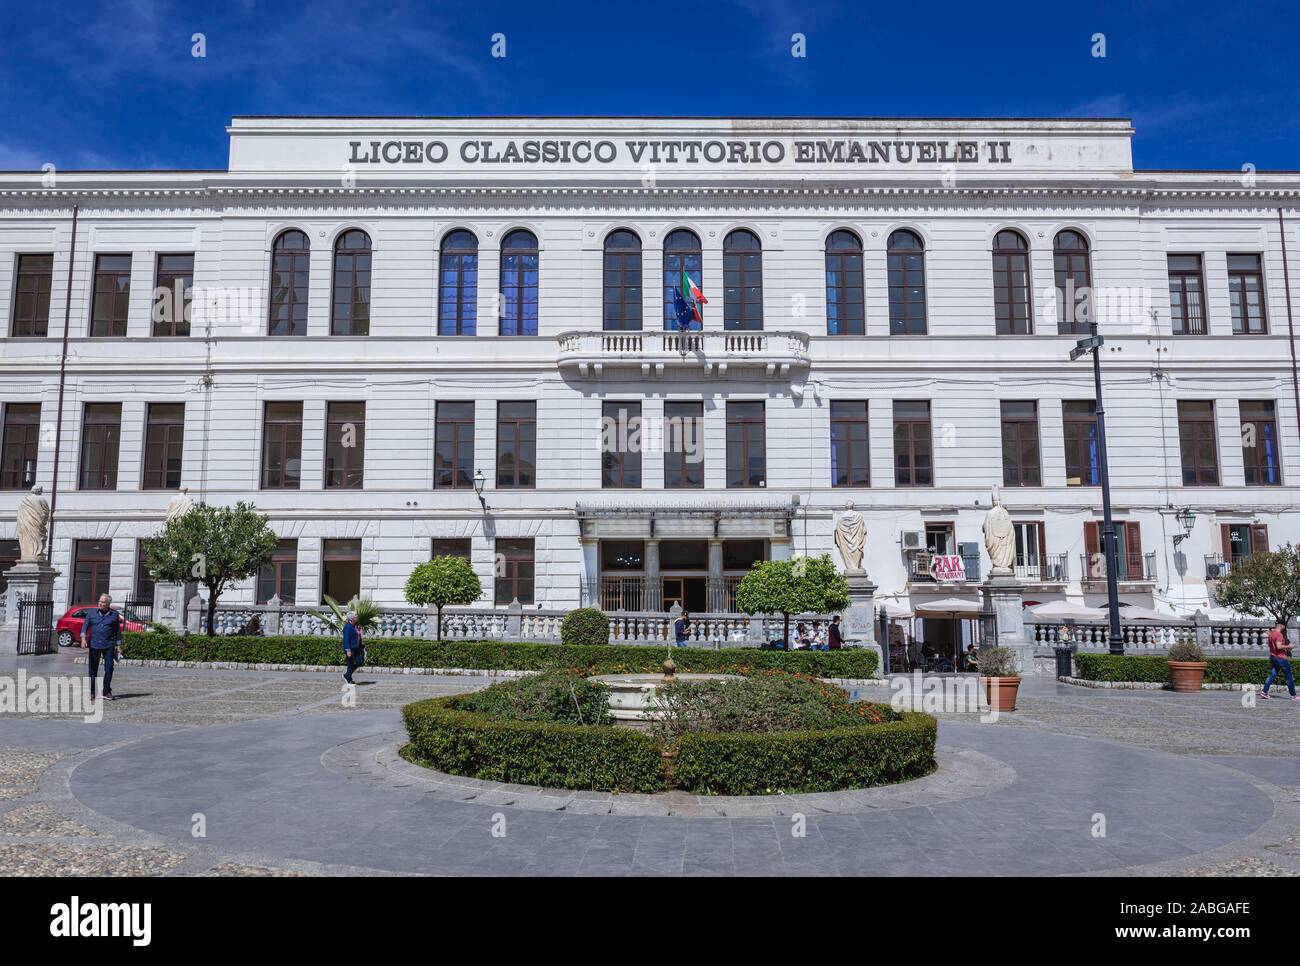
<box><xmin>644</xmin><ymin>538</ymin><xmax>661</xmax><ymax>613</ymax></box>
<box><xmin>153</xmin><ymin>581</ymin><xmax>198</xmax><ymax>633</ymax></box>
<box><xmin>707</xmin><ymin>539</ymin><xmax>723</xmax><ymax>611</ymax></box>
<box><xmin>505</xmin><ymin>598</ymin><xmax>523</xmax><ymax>641</ymax></box>
<box><xmin>264</xmin><ymin>595</ymin><xmax>282</xmax><ymax>636</ymax></box>
<box><xmin>186</xmin><ymin>594</ymin><xmax>204</xmax><ymax>636</ymax></box>
<box><xmin>579</xmin><ymin>538</ymin><xmax>598</xmax><ymax>606</ymax></box>
<box><xmin>843</xmin><ymin>572</ymin><xmax>883</xmax><ymax>678</ymax></box>
<box><xmin>981</xmin><ymin>574</ymin><xmax>1033</xmax><ymax>674</ymax></box>
<box><xmin>0</xmin><ymin>561</ymin><xmax>60</xmax><ymax>653</ymax></box>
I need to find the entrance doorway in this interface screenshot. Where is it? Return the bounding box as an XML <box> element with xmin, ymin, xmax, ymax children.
<box><xmin>662</xmin><ymin>575</ymin><xmax>708</xmax><ymax>612</ymax></box>
<box><xmin>660</xmin><ymin>539</ymin><xmax>709</xmax><ymax>613</ymax></box>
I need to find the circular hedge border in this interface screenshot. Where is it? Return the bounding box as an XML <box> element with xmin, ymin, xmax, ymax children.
<box><xmin>401</xmin><ymin>695</ymin><xmax>936</xmax><ymax>796</ymax></box>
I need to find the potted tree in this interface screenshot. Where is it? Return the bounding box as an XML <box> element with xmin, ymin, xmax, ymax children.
<box><xmin>977</xmin><ymin>645</ymin><xmax>1021</xmax><ymax>712</ymax></box>
<box><xmin>1167</xmin><ymin>640</ymin><xmax>1208</xmax><ymax>693</ymax></box>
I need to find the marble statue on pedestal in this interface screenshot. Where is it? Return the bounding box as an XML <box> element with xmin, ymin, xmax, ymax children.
<box><xmin>983</xmin><ymin>486</ymin><xmax>1016</xmax><ymax>575</ymax></box>
<box><xmin>16</xmin><ymin>485</ymin><xmax>49</xmax><ymax>561</ymax></box>
<box><xmin>834</xmin><ymin>500</ymin><xmax>866</xmax><ymax>573</ymax></box>
<box><xmin>165</xmin><ymin>486</ymin><xmax>195</xmax><ymax>526</ymax></box>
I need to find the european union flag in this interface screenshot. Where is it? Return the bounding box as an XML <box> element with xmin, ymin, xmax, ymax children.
<box><xmin>671</xmin><ymin>287</ymin><xmax>697</xmax><ymax>330</ymax></box>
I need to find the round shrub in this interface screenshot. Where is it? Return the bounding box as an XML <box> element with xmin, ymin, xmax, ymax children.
<box><xmin>560</xmin><ymin>607</ymin><xmax>611</xmax><ymax>646</ymax></box>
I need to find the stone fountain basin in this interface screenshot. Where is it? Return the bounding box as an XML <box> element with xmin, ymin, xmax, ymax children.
<box><xmin>589</xmin><ymin>673</ymin><xmax>741</xmax><ymax>726</ymax></box>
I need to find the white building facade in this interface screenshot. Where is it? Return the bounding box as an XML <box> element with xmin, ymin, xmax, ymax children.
<box><xmin>1</xmin><ymin>116</ymin><xmax>1298</xmax><ymax>627</ymax></box>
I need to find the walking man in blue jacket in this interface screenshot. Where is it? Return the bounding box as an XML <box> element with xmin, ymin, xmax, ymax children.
<box><xmin>342</xmin><ymin>611</ymin><xmax>365</xmax><ymax>686</ymax></box>
<box><xmin>81</xmin><ymin>593</ymin><xmax>124</xmax><ymax>701</ymax></box>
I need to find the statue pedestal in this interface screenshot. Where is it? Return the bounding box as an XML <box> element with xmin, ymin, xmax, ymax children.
<box><xmin>981</xmin><ymin>573</ymin><xmax>1033</xmax><ymax>675</ymax></box>
<box><xmin>0</xmin><ymin>560</ymin><xmax>60</xmax><ymax>654</ymax></box>
<box><xmin>844</xmin><ymin>572</ymin><xmax>884</xmax><ymax>678</ymax></box>
<box><xmin>153</xmin><ymin>582</ymin><xmax>198</xmax><ymax>633</ymax></box>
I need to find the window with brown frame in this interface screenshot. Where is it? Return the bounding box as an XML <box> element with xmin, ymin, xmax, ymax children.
<box><xmin>72</xmin><ymin>539</ymin><xmax>112</xmax><ymax>604</ymax></box>
<box><xmin>723</xmin><ymin>229</ymin><xmax>763</xmax><ymax>331</ymax></box>
<box><xmin>1000</xmin><ymin>400</ymin><xmax>1041</xmax><ymax>486</ymax></box>
<box><xmin>1063</xmin><ymin>400</ymin><xmax>1099</xmax><ymax>486</ymax></box>
<box><xmin>438</xmin><ymin>230</ymin><xmax>478</xmax><ymax>335</ymax></box>
<box><xmin>434</xmin><ymin>401</ymin><xmax>475</xmax><ymax>488</ymax></box>
<box><xmin>601</xmin><ymin>401</ymin><xmax>642</xmax><ymax>488</ymax></box>
<box><xmin>1084</xmin><ymin>521</ymin><xmax>1144</xmax><ymax>580</ymax></box>
<box><xmin>494</xmin><ymin>537</ymin><xmax>535</xmax><ymax>605</ymax></box>
<box><xmin>496</xmin><ymin>401</ymin><xmax>536</xmax><ymax>488</ymax></box>
<box><xmin>1221</xmin><ymin>523</ymin><xmax>1269</xmax><ymax>565</ymax></box>
<box><xmin>256</xmin><ymin>539</ymin><xmax>297</xmax><ymax>604</ymax></box>
<box><xmin>664</xmin><ymin>401</ymin><xmax>704</xmax><ymax>489</ymax></box>
<box><xmin>90</xmin><ymin>254</ymin><xmax>131</xmax><ymax>337</ymax></box>
<box><xmin>11</xmin><ymin>253</ymin><xmax>53</xmax><ymax>337</ymax></box>
<box><xmin>1</xmin><ymin>402</ymin><xmax>40</xmax><ymax>490</ymax></box>
<box><xmin>324</xmin><ymin>401</ymin><xmax>365</xmax><ymax>489</ymax></box>
<box><xmin>1240</xmin><ymin>399</ymin><xmax>1281</xmax><ymax>486</ymax></box>
<box><xmin>153</xmin><ymin>253</ymin><xmax>193</xmax><ymax>337</ymax></box>
<box><xmin>603</xmin><ymin>230</ymin><xmax>642</xmax><ymax>331</ymax></box>
<box><xmin>142</xmin><ymin>403</ymin><xmax>185</xmax><ymax>490</ymax></box>
<box><xmin>260</xmin><ymin>402</ymin><xmax>303</xmax><ymax>489</ymax></box>
<box><xmin>331</xmin><ymin>230</ymin><xmax>371</xmax><ymax>336</ymax></box>
<box><xmin>321</xmin><ymin>538</ymin><xmax>361</xmax><ymax>604</ymax></box>
<box><xmin>830</xmin><ymin>400</ymin><xmax>870</xmax><ymax>487</ymax></box>
<box><xmin>1227</xmin><ymin>253</ymin><xmax>1266</xmax><ymax>335</ymax></box>
<box><xmin>1053</xmin><ymin>230</ymin><xmax>1092</xmax><ymax>334</ymax></box>
<box><xmin>1177</xmin><ymin>400</ymin><xmax>1220</xmax><ymax>486</ymax></box>
<box><xmin>499</xmin><ymin>229</ymin><xmax>538</xmax><ymax>336</ymax></box>
<box><xmin>893</xmin><ymin>400</ymin><xmax>932</xmax><ymax>487</ymax></box>
<box><xmin>268</xmin><ymin>230</ymin><xmax>310</xmax><ymax>336</ymax></box>
<box><xmin>663</xmin><ymin>229</ymin><xmax>703</xmax><ymax>330</ymax></box>
<box><xmin>431</xmin><ymin>538</ymin><xmax>472</xmax><ymax>562</ymax></box>
<box><xmin>1168</xmin><ymin>254</ymin><xmax>1207</xmax><ymax>335</ymax></box>
<box><xmin>725</xmin><ymin>401</ymin><xmax>765</xmax><ymax>488</ymax></box>
<box><xmin>992</xmin><ymin>230</ymin><xmax>1032</xmax><ymax>335</ymax></box>
<box><xmin>825</xmin><ymin>230</ymin><xmax>864</xmax><ymax>335</ymax></box>
<box><xmin>887</xmin><ymin>229</ymin><xmax>927</xmax><ymax>335</ymax></box>
<box><xmin>78</xmin><ymin>403</ymin><xmax>121</xmax><ymax>490</ymax></box>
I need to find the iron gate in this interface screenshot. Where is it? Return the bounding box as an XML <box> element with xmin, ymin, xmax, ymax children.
<box><xmin>17</xmin><ymin>595</ymin><xmax>55</xmax><ymax>655</ymax></box>
<box><xmin>123</xmin><ymin>595</ymin><xmax>153</xmax><ymax>625</ymax></box>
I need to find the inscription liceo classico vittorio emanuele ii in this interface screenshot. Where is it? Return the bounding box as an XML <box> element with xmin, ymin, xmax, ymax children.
<box><xmin>347</xmin><ymin>138</ymin><xmax>1014</xmax><ymax>166</ymax></box>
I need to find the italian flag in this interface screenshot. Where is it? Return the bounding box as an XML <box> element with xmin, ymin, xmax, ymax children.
<box><xmin>681</xmin><ymin>270</ymin><xmax>707</xmax><ymax>322</ymax></box>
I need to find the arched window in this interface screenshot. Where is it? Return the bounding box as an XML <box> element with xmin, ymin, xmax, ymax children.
<box><xmin>438</xmin><ymin>229</ymin><xmax>478</xmax><ymax>336</ymax></box>
<box><xmin>887</xmin><ymin>229</ymin><xmax>928</xmax><ymax>335</ymax></box>
<box><xmin>603</xmin><ymin>229</ymin><xmax>642</xmax><ymax>331</ymax></box>
<box><xmin>499</xmin><ymin>229</ymin><xmax>539</xmax><ymax>336</ymax></box>
<box><xmin>992</xmin><ymin>229</ymin><xmax>1032</xmax><ymax>335</ymax></box>
<box><xmin>825</xmin><ymin>230</ymin><xmax>864</xmax><ymax>335</ymax></box>
<box><xmin>723</xmin><ymin>229</ymin><xmax>763</xmax><ymax>331</ymax></box>
<box><xmin>330</xmin><ymin>229</ymin><xmax>371</xmax><ymax>336</ymax></box>
<box><xmin>268</xmin><ymin>229</ymin><xmax>310</xmax><ymax>336</ymax></box>
<box><xmin>663</xmin><ymin>229</ymin><xmax>703</xmax><ymax>331</ymax></box>
<box><xmin>1053</xmin><ymin>230</ymin><xmax>1092</xmax><ymax>335</ymax></box>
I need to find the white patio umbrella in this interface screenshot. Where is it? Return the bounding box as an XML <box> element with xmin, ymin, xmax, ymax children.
<box><xmin>1026</xmin><ymin>600</ymin><xmax>1107</xmax><ymax>620</ymax></box>
<box><xmin>913</xmin><ymin>597</ymin><xmax>983</xmax><ymax>618</ymax></box>
<box><xmin>881</xmin><ymin>602</ymin><xmax>914</xmax><ymax>619</ymax></box>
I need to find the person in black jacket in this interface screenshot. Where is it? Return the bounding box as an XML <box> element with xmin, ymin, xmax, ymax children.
<box><xmin>342</xmin><ymin>611</ymin><xmax>365</xmax><ymax>685</ymax></box>
<box><xmin>827</xmin><ymin>615</ymin><xmax>844</xmax><ymax>650</ymax></box>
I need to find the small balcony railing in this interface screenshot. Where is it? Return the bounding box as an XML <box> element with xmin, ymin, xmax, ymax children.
<box><xmin>1204</xmin><ymin>554</ymin><xmax>1233</xmax><ymax>580</ymax></box>
<box><xmin>580</xmin><ymin>576</ymin><xmax>747</xmax><ymax>614</ymax></box>
<box><xmin>1078</xmin><ymin>550</ymin><xmax>1157</xmax><ymax>583</ymax></box>
<box><xmin>1014</xmin><ymin>553</ymin><xmax>1069</xmax><ymax>583</ymax></box>
<box><xmin>907</xmin><ymin>552</ymin><xmax>981</xmax><ymax>584</ymax></box>
<box><xmin>557</xmin><ymin>329</ymin><xmax>810</xmax><ymax>379</ymax></box>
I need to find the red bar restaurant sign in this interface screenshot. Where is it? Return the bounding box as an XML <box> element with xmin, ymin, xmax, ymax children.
<box><xmin>931</xmin><ymin>554</ymin><xmax>967</xmax><ymax>582</ymax></box>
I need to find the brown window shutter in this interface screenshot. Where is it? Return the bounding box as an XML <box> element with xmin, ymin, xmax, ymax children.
<box><xmin>1126</xmin><ymin>522</ymin><xmax>1142</xmax><ymax>569</ymax></box>
<box><xmin>1084</xmin><ymin>522</ymin><xmax>1100</xmax><ymax>577</ymax></box>
<box><xmin>1221</xmin><ymin>524</ymin><xmax>1234</xmax><ymax>564</ymax></box>
<box><xmin>1250</xmin><ymin>524</ymin><xmax>1270</xmax><ymax>554</ymax></box>
<box><xmin>1037</xmin><ymin>525</ymin><xmax>1047</xmax><ymax>563</ymax></box>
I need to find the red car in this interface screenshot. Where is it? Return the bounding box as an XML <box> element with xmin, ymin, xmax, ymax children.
<box><xmin>55</xmin><ymin>605</ymin><xmax>148</xmax><ymax>648</ymax></box>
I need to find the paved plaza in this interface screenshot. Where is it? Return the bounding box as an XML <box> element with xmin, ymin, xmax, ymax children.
<box><xmin>1</xmin><ymin>648</ymin><xmax>1298</xmax><ymax>877</ymax></box>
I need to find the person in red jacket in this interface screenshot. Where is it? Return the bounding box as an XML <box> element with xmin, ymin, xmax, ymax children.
<box><xmin>1260</xmin><ymin>621</ymin><xmax>1296</xmax><ymax>700</ymax></box>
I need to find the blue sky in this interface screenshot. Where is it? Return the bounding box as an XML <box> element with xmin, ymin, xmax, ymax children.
<box><xmin>0</xmin><ymin>0</ymin><xmax>1296</xmax><ymax>171</ymax></box>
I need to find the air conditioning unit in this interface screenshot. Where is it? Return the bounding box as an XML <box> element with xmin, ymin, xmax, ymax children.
<box><xmin>900</xmin><ymin>529</ymin><xmax>925</xmax><ymax>551</ymax></box>
<box><xmin>1207</xmin><ymin>563</ymin><xmax>1225</xmax><ymax>579</ymax></box>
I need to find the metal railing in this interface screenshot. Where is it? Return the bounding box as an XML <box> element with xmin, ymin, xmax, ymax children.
<box><xmin>1014</xmin><ymin>553</ymin><xmax>1069</xmax><ymax>583</ymax></box>
<box><xmin>581</xmin><ymin>575</ymin><xmax>747</xmax><ymax>613</ymax></box>
<box><xmin>16</xmin><ymin>594</ymin><xmax>55</xmax><ymax>655</ymax></box>
<box><xmin>907</xmin><ymin>552</ymin><xmax>982</xmax><ymax>583</ymax></box>
<box><xmin>1078</xmin><ymin>550</ymin><xmax>1157</xmax><ymax>583</ymax></box>
<box><xmin>556</xmin><ymin>329</ymin><xmax>811</xmax><ymax>377</ymax></box>
<box><xmin>1204</xmin><ymin>554</ymin><xmax>1233</xmax><ymax>580</ymax></box>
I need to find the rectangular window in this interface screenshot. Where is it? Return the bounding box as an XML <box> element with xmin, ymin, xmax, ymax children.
<box><xmin>1</xmin><ymin>402</ymin><xmax>41</xmax><ymax>490</ymax></box>
<box><xmin>893</xmin><ymin>400</ymin><xmax>932</xmax><ymax>487</ymax></box>
<box><xmin>830</xmin><ymin>400</ymin><xmax>870</xmax><ymax>487</ymax></box>
<box><xmin>1000</xmin><ymin>400</ymin><xmax>1041</xmax><ymax>486</ymax></box>
<box><xmin>1084</xmin><ymin>521</ymin><xmax>1144</xmax><ymax>580</ymax></box>
<box><xmin>601</xmin><ymin>401</ymin><xmax>642</xmax><ymax>488</ymax></box>
<box><xmin>1013</xmin><ymin>521</ymin><xmax>1046</xmax><ymax>571</ymax></box>
<box><xmin>11</xmin><ymin>253</ymin><xmax>53</xmax><ymax>337</ymax></box>
<box><xmin>134</xmin><ymin>541</ymin><xmax>156</xmax><ymax>601</ymax></box>
<box><xmin>1178</xmin><ymin>400</ymin><xmax>1220</xmax><ymax>486</ymax></box>
<box><xmin>496</xmin><ymin>401</ymin><xmax>536</xmax><ymax>488</ymax></box>
<box><xmin>260</xmin><ymin>402</ymin><xmax>303</xmax><ymax>489</ymax></box>
<box><xmin>431</xmin><ymin>538</ymin><xmax>472</xmax><ymax>562</ymax></box>
<box><xmin>321</xmin><ymin>538</ymin><xmax>361</xmax><ymax>604</ymax></box>
<box><xmin>324</xmin><ymin>401</ymin><xmax>365</xmax><ymax>489</ymax></box>
<box><xmin>1168</xmin><ymin>254</ymin><xmax>1207</xmax><ymax>336</ymax></box>
<box><xmin>90</xmin><ymin>254</ymin><xmax>132</xmax><ymax>337</ymax></box>
<box><xmin>1063</xmin><ymin>400</ymin><xmax>1099</xmax><ymax>486</ymax></box>
<box><xmin>141</xmin><ymin>403</ymin><xmax>185</xmax><ymax>490</ymax></box>
<box><xmin>256</xmin><ymin>539</ymin><xmax>297</xmax><ymax>604</ymax></box>
<box><xmin>664</xmin><ymin>401</ymin><xmax>704</xmax><ymax>489</ymax></box>
<box><xmin>73</xmin><ymin>539</ymin><xmax>113</xmax><ymax>604</ymax></box>
<box><xmin>434</xmin><ymin>402</ymin><xmax>475</xmax><ymax>488</ymax></box>
<box><xmin>1222</xmin><ymin>524</ymin><xmax>1269</xmax><ymax>565</ymax></box>
<box><xmin>1226</xmin><ymin>253</ymin><xmax>1267</xmax><ymax>335</ymax></box>
<box><xmin>494</xmin><ymin>537</ymin><xmax>535</xmax><ymax>605</ymax></box>
<box><xmin>78</xmin><ymin>403</ymin><xmax>121</xmax><ymax>490</ymax></box>
<box><xmin>153</xmin><ymin>253</ymin><xmax>193</xmax><ymax>337</ymax></box>
<box><xmin>725</xmin><ymin>401</ymin><xmax>766</xmax><ymax>488</ymax></box>
<box><xmin>1240</xmin><ymin>400</ymin><xmax>1281</xmax><ymax>486</ymax></box>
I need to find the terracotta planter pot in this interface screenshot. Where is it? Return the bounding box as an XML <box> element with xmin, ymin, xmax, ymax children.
<box><xmin>1168</xmin><ymin>660</ymin><xmax>1208</xmax><ymax>693</ymax></box>
<box><xmin>981</xmin><ymin>675</ymin><xmax>1021</xmax><ymax>712</ymax></box>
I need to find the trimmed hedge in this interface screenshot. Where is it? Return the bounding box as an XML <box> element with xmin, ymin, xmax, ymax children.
<box><xmin>673</xmin><ymin>712</ymin><xmax>937</xmax><ymax>795</ymax></box>
<box><xmin>120</xmin><ymin>632</ymin><xmax>878</xmax><ymax>678</ymax></box>
<box><xmin>402</xmin><ymin>696</ymin><xmax>665</xmax><ymax>793</ymax></box>
<box><xmin>560</xmin><ymin>607</ymin><xmax>611</xmax><ymax>646</ymax></box>
<box><xmin>1074</xmin><ymin>653</ymin><xmax>1276</xmax><ymax>685</ymax></box>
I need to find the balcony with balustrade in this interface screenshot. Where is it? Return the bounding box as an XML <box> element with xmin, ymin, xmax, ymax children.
<box><xmin>1013</xmin><ymin>553</ymin><xmax>1069</xmax><ymax>587</ymax></box>
<box><xmin>1078</xmin><ymin>550</ymin><xmax>1157</xmax><ymax>589</ymax></box>
<box><xmin>556</xmin><ymin>329</ymin><xmax>810</xmax><ymax>379</ymax></box>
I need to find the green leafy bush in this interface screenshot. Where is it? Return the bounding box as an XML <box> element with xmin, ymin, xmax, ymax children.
<box><xmin>456</xmin><ymin>671</ymin><xmax>611</xmax><ymax>725</ymax></box>
<box><xmin>1167</xmin><ymin>640</ymin><xmax>1206</xmax><ymax>662</ymax></box>
<box><xmin>120</xmin><ymin>632</ymin><xmax>878</xmax><ymax>677</ymax></box>
<box><xmin>560</xmin><ymin>607</ymin><xmax>611</xmax><ymax>646</ymax></box>
<box><xmin>402</xmin><ymin>696</ymin><xmax>665</xmax><ymax>793</ymax></box>
<box><xmin>1074</xmin><ymin>653</ymin><xmax>1275</xmax><ymax>684</ymax></box>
